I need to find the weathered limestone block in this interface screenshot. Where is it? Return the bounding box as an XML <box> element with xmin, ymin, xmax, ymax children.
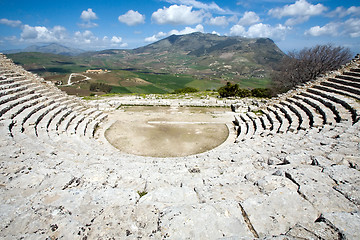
<box><xmin>158</xmin><ymin>202</ymin><xmax>253</xmax><ymax>239</ymax></box>
<box><xmin>255</xmin><ymin>175</ymin><xmax>298</xmax><ymax>194</ymax></box>
<box><xmin>320</xmin><ymin>212</ymin><xmax>360</xmax><ymax>240</ymax></box>
<box><xmin>197</xmin><ymin>180</ymin><xmax>261</xmax><ymax>203</ymax></box>
<box><xmin>323</xmin><ymin>165</ymin><xmax>360</xmax><ymax>206</ymax></box>
<box><xmin>285</xmin><ymin>222</ymin><xmax>341</xmax><ymax>239</ymax></box>
<box><xmin>286</xmin><ymin>167</ymin><xmax>358</xmax><ymax>213</ymax></box>
<box><xmin>241</xmin><ymin>187</ymin><xmax>319</xmax><ymax>238</ymax></box>
<box><xmin>87</xmin><ymin>204</ymin><xmax>162</xmax><ymax>239</ymax></box>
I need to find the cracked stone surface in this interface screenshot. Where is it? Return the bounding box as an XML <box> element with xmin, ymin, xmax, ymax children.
<box><xmin>1</xmin><ymin>53</ymin><xmax>360</xmax><ymax>239</ymax></box>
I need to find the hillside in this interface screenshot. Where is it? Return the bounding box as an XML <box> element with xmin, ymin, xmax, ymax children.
<box><xmin>86</xmin><ymin>32</ymin><xmax>284</xmax><ymax>78</ymax></box>
<box><xmin>3</xmin><ymin>43</ymin><xmax>85</xmax><ymax>56</ymax></box>
<box><xmin>5</xmin><ymin>32</ymin><xmax>285</xmax><ymax>95</ymax></box>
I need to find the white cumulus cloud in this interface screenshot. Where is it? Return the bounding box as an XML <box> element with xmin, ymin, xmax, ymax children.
<box><xmin>305</xmin><ymin>18</ymin><xmax>360</xmax><ymax>38</ymax></box>
<box><xmin>165</xmin><ymin>0</ymin><xmax>225</xmax><ymax>13</ymax></box>
<box><xmin>144</xmin><ymin>24</ymin><xmax>204</xmax><ymax>43</ymax></box>
<box><xmin>230</xmin><ymin>23</ymin><xmax>290</xmax><ymax>41</ymax></box>
<box><xmin>145</xmin><ymin>32</ymin><xmax>167</xmax><ymax>42</ymax></box>
<box><xmin>118</xmin><ymin>10</ymin><xmax>145</xmax><ymax>26</ymax></box>
<box><xmin>268</xmin><ymin>0</ymin><xmax>327</xmax><ymax>25</ymax></box>
<box><xmin>79</xmin><ymin>8</ymin><xmax>98</xmax><ymax>28</ymax></box>
<box><xmin>328</xmin><ymin>6</ymin><xmax>360</xmax><ymax>18</ymax></box>
<box><xmin>169</xmin><ymin>24</ymin><xmax>204</xmax><ymax>35</ymax></box>
<box><xmin>305</xmin><ymin>23</ymin><xmax>340</xmax><ymax>37</ymax></box>
<box><xmin>230</xmin><ymin>25</ymin><xmax>246</xmax><ymax>36</ymax></box>
<box><xmin>74</xmin><ymin>30</ymin><xmax>98</xmax><ymax>44</ymax></box>
<box><xmin>208</xmin><ymin>16</ymin><xmax>228</xmax><ymax>26</ymax></box>
<box><xmin>111</xmin><ymin>36</ymin><xmax>122</xmax><ymax>43</ymax></box>
<box><xmin>80</xmin><ymin>8</ymin><xmax>98</xmax><ymax>21</ymax></box>
<box><xmin>152</xmin><ymin>5</ymin><xmax>205</xmax><ymax>25</ymax></box>
<box><xmin>20</xmin><ymin>25</ymin><xmax>67</xmax><ymax>42</ymax></box>
<box><xmin>237</xmin><ymin>11</ymin><xmax>260</xmax><ymax>26</ymax></box>
<box><xmin>0</xmin><ymin>18</ymin><xmax>22</xmax><ymax>27</ymax></box>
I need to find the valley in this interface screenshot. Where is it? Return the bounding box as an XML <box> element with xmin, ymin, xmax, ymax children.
<box><xmin>5</xmin><ymin>32</ymin><xmax>284</xmax><ymax>96</ymax></box>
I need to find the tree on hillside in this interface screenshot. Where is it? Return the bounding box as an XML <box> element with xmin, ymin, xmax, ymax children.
<box><xmin>218</xmin><ymin>82</ymin><xmax>252</xmax><ymax>98</ymax></box>
<box><xmin>270</xmin><ymin>44</ymin><xmax>352</xmax><ymax>95</ymax></box>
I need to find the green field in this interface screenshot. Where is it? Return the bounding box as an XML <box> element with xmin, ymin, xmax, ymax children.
<box><xmin>236</xmin><ymin>78</ymin><xmax>271</xmax><ymax>89</ymax></box>
<box><xmin>6</xmin><ymin>52</ymin><xmax>273</xmax><ymax>96</ymax></box>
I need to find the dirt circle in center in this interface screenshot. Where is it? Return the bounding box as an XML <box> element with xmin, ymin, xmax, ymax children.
<box><xmin>104</xmin><ymin>106</ymin><xmax>233</xmax><ymax>157</ymax></box>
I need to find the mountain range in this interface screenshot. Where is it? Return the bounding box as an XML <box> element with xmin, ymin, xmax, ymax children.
<box><xmin>4</xmin><ymin>32</ymin><xmax>285</xmax><ymax>89</ymax></box>
<box><xmin>3</xmin><ymin>43</ymin><xmax>85</xmax><ymax>56</ymax></box>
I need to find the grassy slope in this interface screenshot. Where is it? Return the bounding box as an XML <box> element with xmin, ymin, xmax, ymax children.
<box><xmin>6</xmin><ymin>48</ymin><xmax>274</xmax><ymax>96</ymax></box>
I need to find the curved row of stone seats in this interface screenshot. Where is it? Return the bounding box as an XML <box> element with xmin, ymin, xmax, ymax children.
<box><xmin>294</xmin><ymin>94</ymin><xmax>335</xmax><ymax>126</ymax></box>
<box><xmin>0</xmin><ymin>54</ymin><xmax>107</xmax><ymax>144</ymax></box>
<box><xmin>23</xmin><ymin>97</ymin><xmax>73</xmax><ymax>137</ymax></box>
<box><xmin>36</xmin><ymin>102</ymin><xmax>79</xmax><ymax>138</ymax></box>
<box><xmin>1</xmin><ymin>54</ymin><xmax>360</xmax><ymax>239</ymax></box>
<box><xmin>266</xmin><ymin>106</ymin><xmax>286</xmax><ymax>133</ymax></box>
<box><xmin>288</xmin><ymin>97</ymin><xmax>323</xmax><ymax>127</ymax></box>
<box><xmin>310</xmin><ymin>86</ymin><xmax>359</xmax><ymax>122</ymax></box>
<box><xmin>235</xmin><ymin>55</ymin><xmax>360</xmax><ymax>141</ymax></box>
<box><xmin>274</xmin><ymin>103</ymin><xmax>298</xmax><ymax>132</ymax></box>
<box><xmin>300</xmin><ymin>91</ymin><xmax>341</xmax><ymax>123</ymax></box>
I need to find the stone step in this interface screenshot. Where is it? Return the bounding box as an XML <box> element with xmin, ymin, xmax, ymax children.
<box><xmin>239</xmin><ymin>113</ymin><xmax>255</xmax><ymax>140</ymax></box>
<box><xmin>46</xmin><ymin>106</ymin><xmax>81</xmax><ymax>140</ymax></box>
<box><xmin>24</xmin><ymin>96</ymin><xmax>73</xmax><ymax>137</ymax></box>
<box><xmin>85</xmin><ymin>113</ymin><xmax>108</xmax><ymax>138</ymax></box>
<box><xmin>262</xmin><ymin>108</ymin><xmax>280</xmax><ymax>134</ymax></box>
<box><xmin>235</xmin><ymin>121</ymin><xmax>247</xmax><ymax>142</ymax></box>
<box><xmin>36</xmin><ymin>104</ymin><xmax>70</xmax><ymax>140</ymax></box>
<box><xmin>79</xmin><ymin>111</ymin><xmax>104</xmax><ymax>137</ymax></box>
<box><xmin>279</xmin><ymin>102</ymin><xmax>302</xmax><ymax>131</ymax></box>
<box><xmin>281</xmin><ymin>100</ymin><xmax>310</xmax><ymax>130</ymax></box>
<box><xmin>301</xmin><ymin>91</ymin><xmax>342</xmax><ymax>123</ymax></box>
<box><xmin>0</xmin><ymin>85</ymin><xmax>28</xmax><ymax>98</ymax></box>
<box><xmin>314</xmin><ymin>84</ymin><xmax>360</xmax><ymax>102</ymax></box>
<box><xmin>52</xmin><ymin>105</ymin><xmax>83</xmax><ymax>132</ymax></box>
<box><xmin>258</xmin><ymin>111</ymin><xmax>272</xmax><ymax>132</ymax></box>
<box><xmin>330</xmin><ymin>77</ymin><xmax>360</xmax><ymax>89</ymax></box>
<box><xmin>3</xmin><ymin>75</ymin><xmax>25</xmax><ymax>80</ymax></box>
<box><xmin>56</xmin><ymin>106</ymin><xmax>87</xmax><ymax>134</ymax></box>
<box><xmin>321</xmin><ymin>81</ymin><xmax>360</xmax><ymax>100</ymax></box>
<box><xmin>246</xmin><ymin>112</ymin><xmax>263</xmax><ymax>136</ymax></box>
<box><xmin>0</xmin><ymin>80</ymin><xmax>35</xmax><ymax>92</ymax></box>
<box><xmin>20</xmin><ymin>98</ymin><xmax>58</xmax><ymax>133</ymax></box>
<box><xmin>0</xmin><ymin>78</ymin><xmax>14</xmax><ymax>85</ymax></box>
<box><xmin>9</xmin><ymin>97</ymin><xmax>53</xmax><ymax>135</ymax></box>
<box><xmin>309</xmin><ymin>87</ymin><xmax>358</xmax><ymax>123</ymax></box>
<box><xmin>273</xmin><ymin>103</ymin><xmax>298</xmax><ymax>133</ymax></box>
<box><xmin>0</xmin><ymin>91</ymin><xmax>41</xmax><ymax>119</ymax></box>
<box><xmin>234</xmin><ymin>115</ymin><xmax>245</xmax><ymax>141</ymax></box>
<box><xmin>297</xmin><ymin>93</ymin><xmax>337</xmax><ymax>125</ymax></box>
<box><xmin>292</xmin><ymin>95</ymin><xmax>329</xmax><ymax>125</ymax></box>
<box><xmin>268</xmin><ymin>106</ymin><xmax>289</xmax><ymax>133</ymax></box>
<box><xmin>338</xmin><ymin>73</ymin><xmax>360</xmax><ymax>82</ymax></box>
<box><xmin>286</xmin><ymin>98</ymin><xmax>318</xmax><ymax>128</ymax></box>
<box><xmin>0</xmin><ymin>81</ymin><xmax>20</xmax><ymax>90</ymax></box>
<box><xmin>5</xmin><ymin>97</ymin><xmax>45</xmax><ymax>121</ymax></box>
<box><xmin>23</xmin><ymin>101</ymin><xmax>60</xmax><ymax>138</ymax></box>
<box><xmin>350</xmin><ymin>68</ymin><xmax>360</xmax><ymax>73</ymax></box>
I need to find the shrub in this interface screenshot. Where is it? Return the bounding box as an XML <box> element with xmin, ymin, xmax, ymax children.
<box><xmin>218</xmin><ymin>82</ymin><xmax>251</xmax><ymax>98</ymax></box>
<box><xmin>270</xmin><ymin>44</ymin><xmax>352</xmax><ymax>95</ymax></box>
<box><xmin>251</xmin><ymin>88</ymin><xmax>271</xmax><ymax>98</ymax></box>
<box><xmin>89</xmin><ymin>82</ymin><xmax>112</xmax><ymax>93</ymax></box>
<box><xmin>172</xmin><ymin>87</ymin><xmax>199</xmax><ymax>94</ymax></box>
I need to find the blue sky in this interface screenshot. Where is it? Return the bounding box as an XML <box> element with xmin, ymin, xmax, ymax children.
<box><xmin>0</xmin><ymin>0</ymin><xmax>359</xmax><ymax>54</ymax></box>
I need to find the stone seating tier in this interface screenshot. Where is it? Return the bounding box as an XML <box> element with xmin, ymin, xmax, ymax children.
<box><xmin>234</xmin><ymin>56</ymin><xmax>360</xmax><ymax>141</ymax></box>
<box><xmin>1</xmin><ymin>53</ymin><xmax>360</xmax><ymax>239</ymax></box>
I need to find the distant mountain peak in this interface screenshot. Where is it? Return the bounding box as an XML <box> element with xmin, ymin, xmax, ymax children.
<box><xmin>4</xmin><ymin>43</ymin><xmax>85</xmax><ymax>56</ymax></box>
